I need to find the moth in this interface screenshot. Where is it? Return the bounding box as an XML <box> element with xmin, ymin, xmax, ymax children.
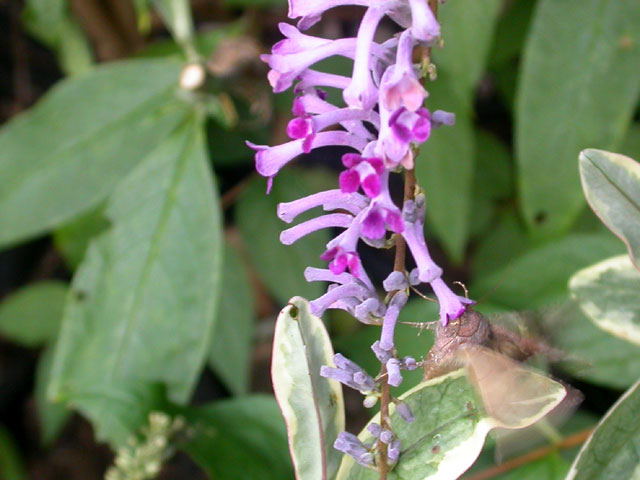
<box><xmin>422</xmin><ymin>308</ymin><xmax>569</xmax><ymax>430</ymax></box>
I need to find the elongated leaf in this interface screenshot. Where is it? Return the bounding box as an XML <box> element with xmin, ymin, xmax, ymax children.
<box><xmin>53</xmin><ymin>207</ymin><xmax>108</xmax><ymax>268</ymax></box>
<box><xmin>35</xmin><ymin>347</ymin><xmax>71</xmax><ymax>445</ymax></box>
<box><xmin>272</xmin><ymin>297</ymin><xmax>344</xmax><ymax>480</ymax></box>
<box><xmin>434</xmin><ymin>0</ymin><xmax>503</xmax><ymax>101</ymax></box>
<box><xmin>566</xmin><ymin>378</ymin><xmax>640</xmax><ymax>480</ymax></box>
<box><xmin>0</xmin><ymin>58</ymin><xmax>188</xmax><ymax>248</ymax></box>
<box><xmin>235</xmin><ymin>169</ymin><xmax>333</xmax><ymax>304</ymax></box>
<box><xmin>153</xmin><ymin>0</ymin><xmax>194</xmax><ymax>48</ymax></box>
<box><xmin>182</xmin><ymin>395</ymin><xmax>293</xmax><ymax>480</ymax></box>
<box><xmin>570</xmin><ymin>255</ymin><xmax>640</xmax><ymax>345</ymax></box>
<box><xmin>540</xmin><ymin>302</ymin><xmax>640</xmax><ymax>390</ymax></box>
<box><xmin>49</xmin><ymin>118</ymin><xmax>222</xmax><ymax>445</ymax></box>
<box><xmin>579</xmin><ymin>149</ymin><xmax>640</xmax><ymax>269</ymax></box>
<box><xmin>337</xmin><ymin>368</ymin><xmax>564</xmax><ymax>480</ymax></box>
<box><xmin>516</xmin><ymin>0</ymin><xmax>640</xmax><ymax>235</ymax></box>
<box><xmin>0</xmin><ymin>281</ymin><xmax>67</xmax><ymax>347</ymax></box>
<box><xmin>417</xmin><ymin>71</ymin><xmax>474</xmax><ymax>263</ymax></box>
<box><xmin>22</xmin><ymin>0</ymin><xmax>93</xmax><ymax>75</ymax></box>
<box><xmin>208</xmin><ymin>241</ymin><xmax>255</xmax><ymax>395</ymax></box>
<box><xmin>472</xmin><ymin>234</ymin><xmax>624</xmax><ymax>310</ymax></box>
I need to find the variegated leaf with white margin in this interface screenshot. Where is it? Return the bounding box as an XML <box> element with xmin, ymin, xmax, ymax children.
<box><xmin>336</xmin><ymin>368</ymin><xmax>565</xmax><ymax>480</ymax></box>
<box><xmin>271</xmin><ymin>297</ymin><xmax>345</xmax><ymax>480</ymax></box>
<box><xmin>569</xmin><ymin>254</ymin><xmax>640</xmax><ymax>346</ymax></box>
<box><xmin>566</xmin><ymin>378</ymin><xmax>640</xmax><ymax>480</ymax></box>
<box><xmin>579</xmin><ymin>149</ymin><xmax>640</xmax><ymax>270</ymax></box>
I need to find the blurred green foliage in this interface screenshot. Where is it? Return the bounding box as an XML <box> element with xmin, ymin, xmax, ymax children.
<box><xmin>0</xmin><ymin>0</ymin><xmax>639</xmax><ymax>478</ymax></box>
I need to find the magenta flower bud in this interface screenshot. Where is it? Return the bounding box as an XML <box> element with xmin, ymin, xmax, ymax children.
<box><xmin>386</xmin><ymin>358</ymin><xmax>403</xmax><ymax>387</ymax></box>
<box><xmin>380</xmin><ymin>430</ymin><xmax>394</xmax><ymax>444</ymax></box>
<box><xmin>395</xmin><ymin>400</ymin><xmax>414</xmax><ymax>423</ymax></box>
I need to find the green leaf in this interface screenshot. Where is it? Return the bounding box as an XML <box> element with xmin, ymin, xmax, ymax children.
<box><xmin>53</xmin><ymin>207</ymin><xmax>109</xmax><ymax>268</ymax></box>
<box><xmin>272</xmin><ymin>297</ymin><xmax>345</xmax><ymax>480</ymax></box>
<box><xmin>566</xmin><ymin>378</ymin><xmax>640</xmax><ymax>480</ymax></box>
<box><xmin>0</xmin><ymin>58</ymin><xmax>188</xmax><ymax>248</ymax></box>
<box><xmin>434</xmin><ymin>0</ymin><xmax>503</xmax><ymax>101</ymax></box>
<box><xmin>538</xmin><ymin>302</ymin><xmax>640</xmax><ymax>390</ymax></box>
<box><xmin>472</xmin><ymin>210</ymin><xmax>532</xmax><ymax>278</ymax></box>
<box><xmin>152</xmin><ymin>0</ymin><xmax>195</xmax><ymax>52</ymax></box>
<box><xmin>337</xmin><ymin>368</ymin><xmax>564</xmax><ymax>480</ymax></box>
<box><xmin>35</xmin><ymin>346</ymin><xmax>71</xmax><ymax>445</ymax></box>
<box><xmin>417</xmin><ymin>71</ymin><xmax>474</xmax><ymax>263</ymax></box>
<box><xmin>488</xmin><ymin>1</ymin><xmax>536</xmax><ymax>68</ymax></box>
<box><xmin>208</xmin><ymin>241</ymin><xmax>255</xmax><ymax>396</ymax></box>
<box><xmin>492</xmin><ymin>452</ymin><xmax>569</xmax><ymax>480</ymax></box>
<box><xmin>22</xmin><ymin>0</ymin><xmax>93</xmax><ymax>75</ymax></box>
<box><xmin>516</xmin><ymin>0</ymin><xmax>640</xmax><ymax>236</ymax></box>
<box><xmin>182</xmin><ymin>395</ymin><xmax>294</xmax><ymax>480</ymax></box>
<box><xmin>470</xmin><ymin>130</ymin><xmax>514</xmax><ymax>239</ymax></box>
<box><xmin>578</xmin><ymin>149</ymin><xmax>640</xmax><ymax>269</ymax></box>
<box><xmin>620</xmin><ymin>123</ymin><xmax>640</xmax><ymax>160</ymax></box>
<box><xmin>472</xmin><ymin>234</ymin><xmax>624</xmax><ymax>310</ymax></box>
<box><xmin>48</xmin><ymin>118</ymin><xmax>222</xmax><ymax>446</ymax></box>
<box><xmin>570</xmin><ymin>254</ymin><xmax>640</xmax><ymax>345</ymax></box>
<box><xmin>0</xmin><ymin>425</ymin><xmax>25</xmax><ymax>480</ymax></box>
<box><xmin>0</xmin><ymin>281</ymin><xmax>67</xmax><ymax>347</ymax></box>
<box><xmin>235</xmin><ymin>169</ymin><xmax>333</xmax><ymax>304</ymax></box>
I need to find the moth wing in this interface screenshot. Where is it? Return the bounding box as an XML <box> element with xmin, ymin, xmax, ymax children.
<box><xmin>457</xmin><ymin>346</ymin><xmax>567</xmax><ymax>429</ymax></box>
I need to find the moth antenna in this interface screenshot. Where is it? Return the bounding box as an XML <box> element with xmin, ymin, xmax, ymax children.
<box><xmin>475</xmin><ymin>262</ymin><xmax>512</xmax><ymax>305</ymax></box>
<box><xmin>454</xmin><ymin>281</ymin><xmax>469</xmax><ymax>299</ymax></box>
<box><xmin>411</xmin><ymin>285</ymin><xmax>437</xmax><ymax>302</ymax></box>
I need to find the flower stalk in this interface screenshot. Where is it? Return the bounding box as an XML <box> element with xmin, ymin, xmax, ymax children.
<box><xmin>251</xmin><ymin>0</ymin><xmax>473</xmax><ymax>474</ymax></box>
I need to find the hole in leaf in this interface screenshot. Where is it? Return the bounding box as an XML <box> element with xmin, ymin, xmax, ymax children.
<box><xmin>534</xmin><ymin>211</ymin><xmax>547</xmax><ymax>224</ymax></box>
<box><xmin>289</xmin><ymin>305</ymin><xmax>299</xmax><ymax>318</ymax></box>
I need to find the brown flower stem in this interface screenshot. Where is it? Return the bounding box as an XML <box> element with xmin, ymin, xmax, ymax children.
<box><xmin>465</xmin><ymin>428</ymin><xmax>593</xmax><ymax>480</ymax></box>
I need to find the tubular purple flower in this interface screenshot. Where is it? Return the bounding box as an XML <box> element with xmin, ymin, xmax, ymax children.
<box><xmin>321</xmin><ymin>353</ymin><xmax>377</xmax><ymax>393</ymax></box>
<box><xmin>401</xmin><ymin>196</ymin><xmax>443</xmax><ymax>283</ymax></box>
<box><xmin>309</xmin><ymin>282</ymin><xmax>372</xmax><ymax>316</ymax></box>
<box><xmin>343</xmin><ymin>7</ymin><xmax>386</xmax><ymax>110</ymax></box>
<box><xmin>334</xmin><ymin>432</ymin><xmax>375</xmax><ymax>468</ymax></box>
<box><xmin>431</xmin><ymin>277</ymin><xmax>474</xmax><ymax>326</ymax></box>
<box><xmin>383</xmin><ymin>271</ymin><xmax>408</xmax><ymax>292</ymax></box>
<box><xmin>248</xmin><ymin>131</ymin><xmax>367</xmax><ymax>179</ymax></box>
<box><xmin>278</xmin><ymin>190</ymin><xmax>368</xmax><ymax>223</ymax></box>
<box><xmin>432</xmin><ymin>109</ymin><xmax>456</xmax><ymax>128</ymax></box>
<box><xmin>380</xmin><ymin>30</ymin><xmax>427</xmax><ymax>113</ymax></box>
<box><xmin>379</xmin><ymin>292</ymin><xmax>408</xmax><ymax>351</ymax></box>
<box><xmin>371</xmin><ymin>340</ymin><xmax>393</xmax><ymax>363</ymax></box>
<box><xmin>289</xmin><ymin>0</ymin><xmax>401</xmax><ymax>29</ymax></box>
<box><xmin>395</xmin><ymin>400</ymin><xmax>414</xmax><ymax>423</ymax></box>
<box><xmin>386</xmin><ymin>358</ymin><xmax>403</xmax><ymax>387</ymax></box>
<box><xmin>408</xmin><ymin>0</ymin><xmax>440</xmax><ymax>43</ymax></box>
<box><xmin>280</xmin><ymin>213</ymin><xmax>353</xmax><ymax>245</ymax></box>
<box><xmin>388</xmin><ymin>439</ymin><xmax>402</xmax><ymax>462</ymax></box>
<box><xmin>354</xmin><ymin>297</ymin><xmax>385</xmax><ymax>324</ymax></box>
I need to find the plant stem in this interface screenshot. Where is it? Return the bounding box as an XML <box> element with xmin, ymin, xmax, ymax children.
<box><xmin>379</xmin><ymin>4</ymin><xmax>438</xmax><ymax>478</ymax></box>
